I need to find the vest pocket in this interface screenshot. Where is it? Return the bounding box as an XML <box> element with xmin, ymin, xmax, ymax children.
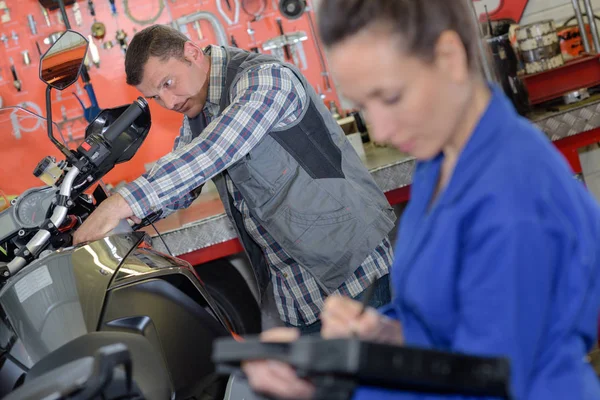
<box><xmin>277</xmin><ymin>206</ymin><xmax>356</xmax><ymax>267</ymax></box>
<box><xmin>228</xmin><ymin>149</ymin><xmax>292</xmax><ymax>209</ymax></box>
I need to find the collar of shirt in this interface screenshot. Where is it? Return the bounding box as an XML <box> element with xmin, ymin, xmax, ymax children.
<box><xmin>413</xmin><ymin>85</ymin><xmax>508</xmax><ymax>211</ymax></box>
<box><xmin>203</xmin><ymin>45</ymin><xmax>227</xmax><ymax>116</ymax></box>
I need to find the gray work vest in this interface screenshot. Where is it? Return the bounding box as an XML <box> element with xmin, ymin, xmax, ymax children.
<box><xmin>184</xmin><ymin>47</ymin><xmax>396</xmax><ymax>296</ymax></box>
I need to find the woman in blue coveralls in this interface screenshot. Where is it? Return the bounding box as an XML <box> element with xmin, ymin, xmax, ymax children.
<box><xmin>242</xmin><ymin>0</ymin><xmax>600</xmax><ymax>399</ymax></box>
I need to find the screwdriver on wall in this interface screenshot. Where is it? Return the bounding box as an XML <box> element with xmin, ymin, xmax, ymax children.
<box><xmin>108</xmin><ymin>0</ymin><xmax>117</xmax><ymax>15</ymax></box>
<box><xmin>40</xmin><ymin>4</ymin><xmax>51</xmax><ymax>26</ymax></box>
<box><xmin>9</xmin><ymin>58</ymin><xmax>21</xmax><ymax>92</ymax></box>
<box><xmin>87</xmin><ymin>0</ymin><xmax>96</xmax><ymax>18</ymax></box>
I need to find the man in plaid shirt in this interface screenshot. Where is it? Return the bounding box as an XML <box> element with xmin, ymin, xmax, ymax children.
<box><xmin>74</xmin><ymin>25</ymin><xmax>396</xmax><ymax>334</ymax></box>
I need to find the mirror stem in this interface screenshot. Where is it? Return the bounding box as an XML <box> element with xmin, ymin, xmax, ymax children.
<box><xmin>46</xmin><ymin>86</ymin><xmax>72</xmax><ymax>160</ymax></box>
<box><xmin>56</xmin><ymin>0</ymin><xmax>72</xmax><ymax>30</ymax></box>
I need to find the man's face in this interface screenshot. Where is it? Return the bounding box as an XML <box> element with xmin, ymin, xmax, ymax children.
<box><xmin>136</xmin><ymin>42</ymin><xmax>210</xmax><ymax>119</ymax></box>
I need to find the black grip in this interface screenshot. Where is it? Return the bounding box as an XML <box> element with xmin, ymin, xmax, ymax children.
<box><xmin>103</xmin><ymin>98</ymin><xmax>148</xmax><ymax>143</ymax></box>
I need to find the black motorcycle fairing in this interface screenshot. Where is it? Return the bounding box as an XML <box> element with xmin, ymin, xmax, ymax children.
<box><xmin>22</xmin><ymin>332</ymin><xmax>172</xmax><ymax>400</ymax></box>
<box><xmin>110</xmin><ymin>246</ymin><xmax>236</xmax><ymax>331</ymax></box>
<box><xmin>101</xmin><ymin>278</ymin><xmax>230</xmax><ymax>398</ymax></box>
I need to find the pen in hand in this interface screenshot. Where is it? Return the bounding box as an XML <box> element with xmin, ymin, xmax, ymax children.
<box><xmin>352</xmin><ymin>280</ymin><xmax>377</xmax><ymax>338</ymax></box>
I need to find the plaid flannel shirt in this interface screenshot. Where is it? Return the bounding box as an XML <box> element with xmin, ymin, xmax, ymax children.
<box><xmin>118</xmin><ymin>46</ymin><xmax>393</xmax><ymax>325</ymax></box>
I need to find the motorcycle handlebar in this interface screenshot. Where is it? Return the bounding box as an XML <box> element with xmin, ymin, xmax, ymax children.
<box><xmin>102</xmin><ymin>98</ymin><xmax>148</xmax><ymax>143</ymax></box>
<box><xmin>6</xmin><ymin>166</ymin><xmax>80</xmax><ymax>276</ymax></box>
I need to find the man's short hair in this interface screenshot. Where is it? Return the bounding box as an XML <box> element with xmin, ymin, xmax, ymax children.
<box><xmin>125</xmin><ymin>24</ymin><xmax>190</xmax><ymax>86</ymax></box>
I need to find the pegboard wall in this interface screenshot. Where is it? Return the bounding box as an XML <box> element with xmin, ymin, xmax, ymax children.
<box><xmin>0</xmin><ymin>0</ymin><xmax>341</xmax><ymax>195</ymax></box>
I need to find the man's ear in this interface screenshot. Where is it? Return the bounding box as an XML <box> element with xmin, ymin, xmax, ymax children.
<box><xmin>183</xmin><ymin>41</ymin><xmax>201</xmax><ymax>62</ymax></box>
<box><xmin>433</xmin><ymin>30</ymin><xmax>469</xmax><ymax>84</ymax></box>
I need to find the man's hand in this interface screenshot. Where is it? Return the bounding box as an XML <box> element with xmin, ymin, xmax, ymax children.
<box><xmin>321</xmin><ymin>296</ymin><xmax>404</xmax><ymax>345</ymax></box>
<box><xmin>72</xmin><ymin>194</ymin><xmax>135</xmax><ymax>245</ymax></box>
<box><xmin>242</xmin><ymin>328</ymin><xmax>315</xmax><ymax>400</ymax></box>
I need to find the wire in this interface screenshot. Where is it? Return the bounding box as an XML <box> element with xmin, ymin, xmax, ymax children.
<box><xmin>3</xmin><ymin>105</ymin><xmax>69</xmax><ymax>146</ymax></box>
<box><xmin>123</xmin><ymin>0</ymin><xmax>165</xmax><ymax>25</ymax></box>
<box><xmin>148</xmin><ymin>219</ymin><xmax>174</xmax><ymax>257</ymax></box>
<box><xmin>242</xmin><ymin>0</ymin><xmax>266</xmax><ymax>21</ymax></box>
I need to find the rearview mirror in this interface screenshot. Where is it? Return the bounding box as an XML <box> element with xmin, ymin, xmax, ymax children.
<box><xmin>40</xmin><ymin>30</ymin><xmax>88</xmax><ymax>90</ymax></box>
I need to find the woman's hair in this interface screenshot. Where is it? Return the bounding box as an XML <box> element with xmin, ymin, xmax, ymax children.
<box><xmin>317</xmin><ymin>0</ymin><xmax>481</xmax><ymax>70</ymax></box>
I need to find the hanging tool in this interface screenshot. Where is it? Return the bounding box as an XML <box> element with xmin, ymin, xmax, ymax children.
<box><xmin>193</xmin><ymin>20</ymin><xmax>204</xmax><ymax>40</ymax></box>
<box><xmin>72</xmin><ymin>1</ymin><xmax>83</xmax><ymax>26</ymax></box>
<box><xmin>216</xmin><ymin>0</ymin><xmax>240</xmax><ymax>26</ymax></box>
<box><xmin>35</xmin><ymin>41</ymin><xmax>42</xmax><ymax>56</ymax></box>
<box><xmin>0</xmin><ymin>1</ymin><xmax>10</xmax><ymax>23</ymax></box>
<box><xmin>43</xmin><ymin>32</ymin><xmax>63</xmax><ymax>45</ymax></box>
<box><xmin>242</xmin><ymin>0</ymin><xmax>266</xmax><ymax>21</ymax></box>
<box><xmin>91</xmin><ymin>21</ymin><xmax>106</xmax><ymax>39</ymax></box>
<box><xmin>40</xmin><ymin>3</ymin><xmax>51</xmax><ymax>26</ymax></box>
<box><xmin>103</xmin><ymin>40</ymin><xmax>113</xmax><ymax>49</ymax></box>
<box><xmin>9</xmin><ymin>58</ymin><xmax>21</xmax><ymax>92</ymax></box>
<box><xmin>123</xmin><ymin>0</ymin><xmax>164</xmax><ymax>25</ymax></box>
<box><xmin>247</xmin><ymin>21</ymin><xmax>255</xmax><ymax>43</ymax></box>
<box><xmin>306</xmin><ymin>8</ymin><xmax>331</xmax><ymax>91</ymax></box>
<box><xmin>27</xmin><ymin>14</ymin><xmax>38</xmax><ymax>35</ymax></box>
<box><xmin>10</xmin><ymin>30</ymin><xmax>17</xmax><ymax>46</ymax></box>
<box><xmin>87</xmin><ymin>0</ymin><xmax>96</xmax><ymax>18</ymax></box>
<box><xmin>87</xmin><ymin>35</ymin><xmax>101</xmax><ymax>67</ymax></box>
<box><xmin>289</xmin><ymin>34</ymin><xmax>308</xmax><ymax>69</ymax></box>
<box><xmin>21</xmin><ymin>50</ymin><xmax>31</xmax><ymax>66</ymax></box>
<box><xmin>230</xmin><ymin>35</ymin><xmax>238</xmax><ymax>47</ymax></box>
<box><xmin>275</xmin><ymin>18</ymin><xmax>291</xmax><ymax>60</ymax></box>
<box><xmin>224</xmin><ymin>0</ymin><xmax>232</xmax><ymax>11</ymax></box>
<box><xmin>173</xmin><ymin>11</ymin><xmax>229</xmax><ymax>46</ymax></box>
<box><xmin>0</xmin><ymin>33</ymin><xmax>7</xmax><ymax>48</ymax></box>
<box><xmin>108</xmin><ymin>0</ymin><xmax>117</xmax><ymax>15</ymax></box>
<box><xmin>116</xmin><ymin>29</ymin><xmax>128</xmax><ymax>53</ymax></box>
<box><xmin>278</xmin><ymin>0</ymin><xmax>305</xmax><ymax>20</ymax></box>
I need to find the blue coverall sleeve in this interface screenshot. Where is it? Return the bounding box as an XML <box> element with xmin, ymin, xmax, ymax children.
<box><xmin>353</xmin><ymin>219</ymin><xmax>559</xmax><ymax>400</ymax></box>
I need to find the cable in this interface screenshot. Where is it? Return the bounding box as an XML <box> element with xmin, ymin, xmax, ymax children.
<box><xmin>242</xmin><ymin>0</ymin><xmax>266</xmax><ymax>21</ymax></box>
<box><xmin>4</xmin><ymin>105</ymin><xmax>69</xmax><ymax>146</ymax></box>
<box><xmin>148</xmin><ymin>219</ymin><xmax>173</xmax><ymax>257</ymax></box>
<box><xmin>123</xmin><ymin>0</ymin><xmax>164</xmax><ymax>25</ymax></box>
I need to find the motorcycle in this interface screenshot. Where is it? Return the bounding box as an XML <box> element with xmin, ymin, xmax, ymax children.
<box><xmin>0</xmin><ymin>29</ymin><xmax>261</xmax><ymax>399</ymax></box>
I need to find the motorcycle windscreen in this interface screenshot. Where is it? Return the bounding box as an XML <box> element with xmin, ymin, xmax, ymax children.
<box><xmin>0</xmin><ymin>235</ymin><xmax>133</xmax><ymax>366</ymax></box>
<box><xmin>0</xmin><ymin>107</ymin><xmax>78</xmax><ymax>196</ymax></box>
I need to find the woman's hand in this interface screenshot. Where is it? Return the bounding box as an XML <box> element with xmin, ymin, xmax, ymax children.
<box><xmin>242</xmin><ymin>328</ymin><xmax>315</xmax><ymax>400</ymax></box>
<box><xmin>321</xmin><ymin>296</ymin><xmax>404</xmax><ymax>345</ymax></box>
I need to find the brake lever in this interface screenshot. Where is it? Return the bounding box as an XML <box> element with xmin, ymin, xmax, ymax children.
<box><xmin>131</xmin><ymin>211</ymin><xmax>163</xmax><ymax>231</ymax></box>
